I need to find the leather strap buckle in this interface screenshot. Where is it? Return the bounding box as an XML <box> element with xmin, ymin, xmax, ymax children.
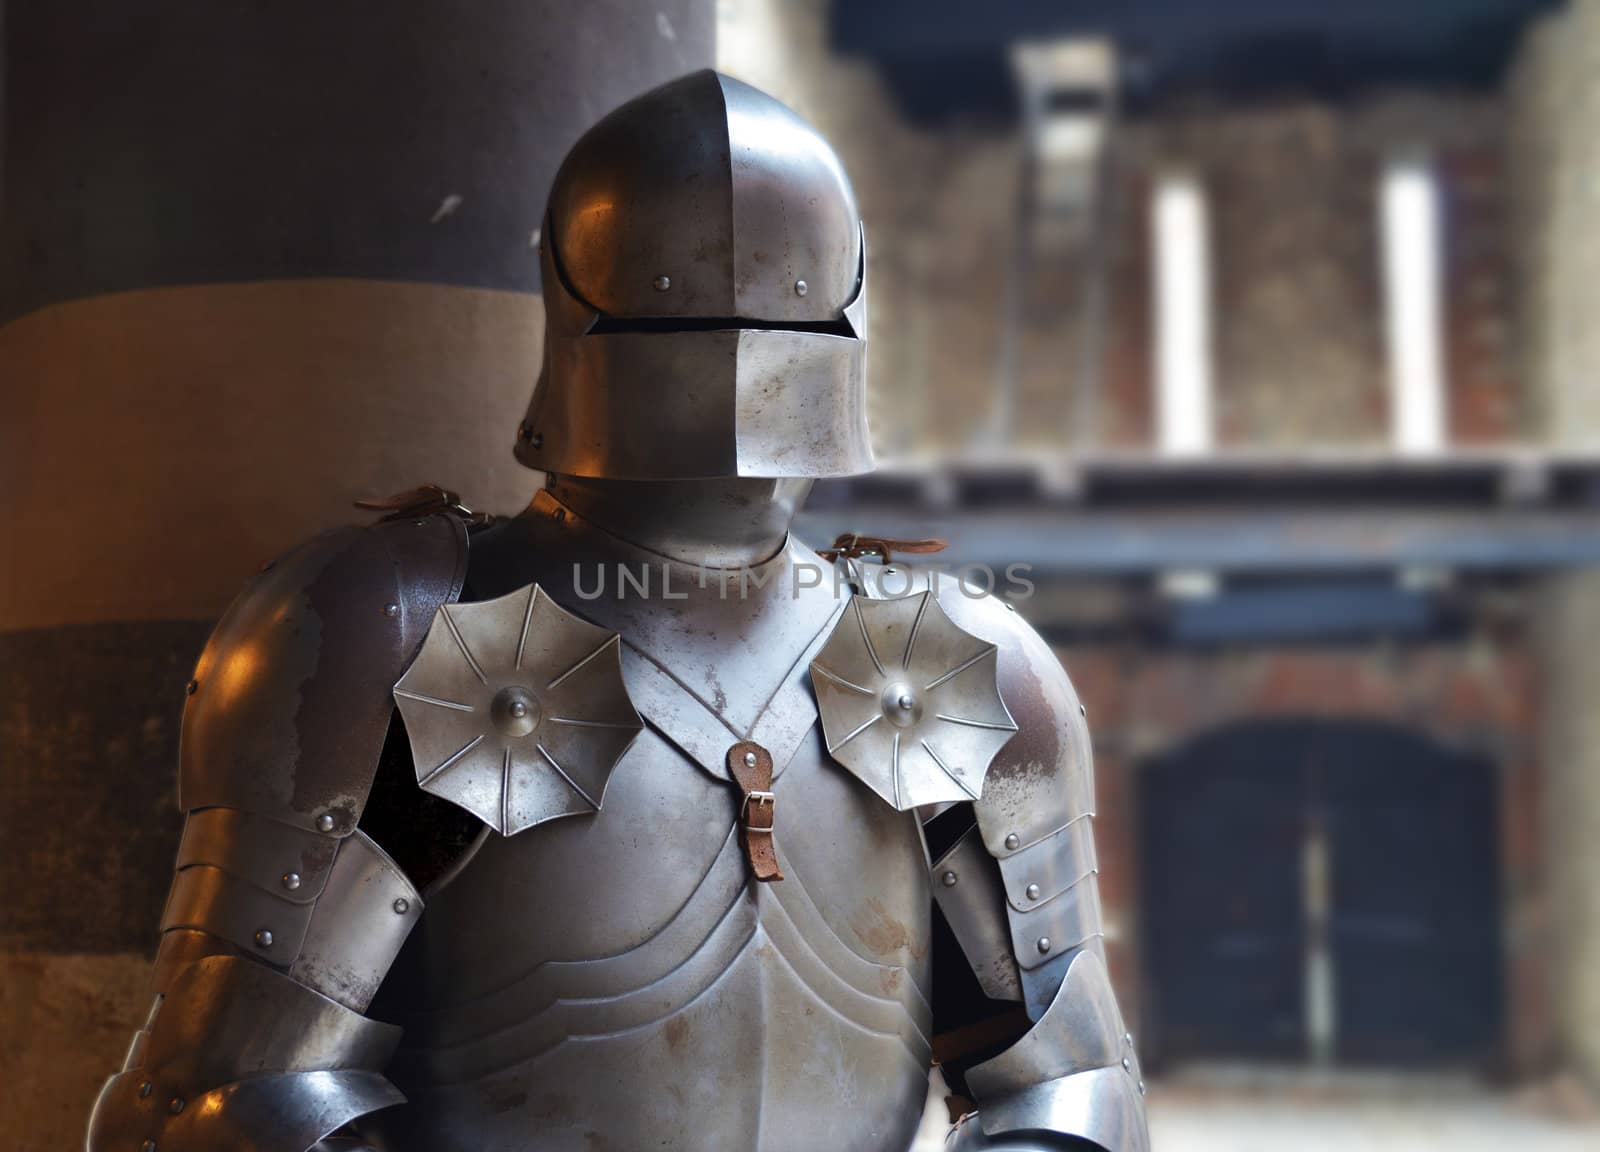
<box><xmin>728</xmin><ymin>742</ymin><xmax>783</xmax><ymax>882</ymax></box>
<box><xmin>742</xmin><ymin>791</ymin><xmax>776</xmax><ymax>832</ymax></box>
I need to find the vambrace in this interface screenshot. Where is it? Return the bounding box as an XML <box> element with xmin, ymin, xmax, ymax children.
<box><xmin>87</xmin><ymin>956</ymin><xmax>404</xmax><ymax>1152</ymax></box>
<box><xmin>922</xmin><ymin>581</ymin><xmax>1149</xmax><ymax>1151</ymax></box>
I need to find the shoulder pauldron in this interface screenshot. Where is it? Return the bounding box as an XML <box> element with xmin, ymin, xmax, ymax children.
<box><xmin>180</xmin><ymin>513</ymin><xmax>468</xmax><ymax>837</ymax></box>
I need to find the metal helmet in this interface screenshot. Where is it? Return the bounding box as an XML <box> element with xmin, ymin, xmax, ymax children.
<box><xmin>514</xmin><ymin>70</ymin><xmax>873</xmax><ymax>480</ymax></box>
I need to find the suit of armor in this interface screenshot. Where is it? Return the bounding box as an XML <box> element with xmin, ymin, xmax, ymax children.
<box><xmin>88</xmin><ymin>71</ymin><xmax>1149</xmax><ymax>1152</ymax></box>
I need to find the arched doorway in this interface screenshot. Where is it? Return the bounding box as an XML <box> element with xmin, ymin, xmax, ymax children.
<box><xmin>1140</xmin><ymin>718</ymin><xmax>1502</xmax><ymax>1069</ymax></box>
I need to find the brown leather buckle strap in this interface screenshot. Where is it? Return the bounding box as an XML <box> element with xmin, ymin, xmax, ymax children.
<box><xmin>816</xmin><ymin>532</ymin><xmax>948</xmax><ymax>565</ymax></box>
<box><xmin>354</xmin><ymin>483</ymin><xmax>493</xmax><ymax>526</ymax></box>
<box><xmin>728</xmin><ymin>741</ymin><xmax>783</xmax><ymax>883</ymax></box>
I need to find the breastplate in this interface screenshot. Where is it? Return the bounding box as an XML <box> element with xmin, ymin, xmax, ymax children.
<box><xmin>367</xmin><ymin>497</ymin><xmax>935</xmax><ymax>1152</ymax></box>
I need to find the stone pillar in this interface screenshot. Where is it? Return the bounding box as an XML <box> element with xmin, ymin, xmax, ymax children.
<box><xmin>1508</xmin><ymin>0</ymin><xmax>1600</xmax><ymax>1089</ymax></box>
<box><xmin>0</xmin><ymin>1</ymin><xmax>711</xmax><ymax>1141</ymax></box>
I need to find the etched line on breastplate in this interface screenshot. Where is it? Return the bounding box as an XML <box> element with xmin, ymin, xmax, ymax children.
<box><xmin>408</xmin><ymin>823</ymin><xmax>746</xmax><ymax>1032</ymax></box>
<box><xmin>762</xmin><ymin>843</ymin><xmax>934</xmax><ymax>1023</ymax></box>
<box><xmin>757</xmin><ymin>923</ymin><xmax>932</xmax><ymax>1069</ymax></box>
<box><xmin>758</xmin><ymin>894</ymin><xmax>932</xmax><ymax>1059</ymax></box>
<box><xmin>401</xmin><ymin>867</ymin><xmax>760</xmax><ymax>1082</ymax></box>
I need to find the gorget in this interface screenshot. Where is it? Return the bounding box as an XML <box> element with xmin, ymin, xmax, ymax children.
<box><xmin>367</xmin><ymin>492</ymin><xmax>935</xmax><ymax>1152</ymax></box>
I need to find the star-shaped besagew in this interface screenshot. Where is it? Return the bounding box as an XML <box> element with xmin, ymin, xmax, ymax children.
<box><xmin>393</xmin><ymin>583</ymin><xmax>642</xmax><ymax>835</ymax></box>
<box><xmin>810</xmin><ymin>591</ymin><xmax>1018</xmax><ymax>810</ymax></box>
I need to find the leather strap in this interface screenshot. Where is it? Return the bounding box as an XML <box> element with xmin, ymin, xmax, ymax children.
<box><xmin>817</xmin><ymin>532</ymin><xmax>947</xmax><ymax>565</ymax></box>
<box><xmin>354</xmin><ymin>483</ymin><xmax>493</xmax><ymax>526</ymax></box>
<box><xmin>728</xmin><ymin>741</ymin><xmax>783</xmax><ymax>883</ymax></box>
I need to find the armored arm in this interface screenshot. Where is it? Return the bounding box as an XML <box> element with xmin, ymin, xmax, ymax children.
<box><xmin>930</xmin><ymin>588</ymin><xmax>1149</xmax><ymax>1152</ymax></box>
<box><xmin>88</xmin><ymin>514</ymin><xmax>468</xmax><ymax>1152</ymax></box>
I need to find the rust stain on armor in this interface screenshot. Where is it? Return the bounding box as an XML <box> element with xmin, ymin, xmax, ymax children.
<box><xmin>989</xmin><ymin>648</ymin><xmax>1060</xmax><ymax>786</ymax></box>
<box><xmin>289</xmin><ymin>537</ymin><xmax>392</xmax><ymax>822</ymax></box>
<box><xmin>663</xmin><ymin>1014</ymin><xmax>692</xmax><ymax>1052</ymax></box>
<box><xmin>852</xmin><ymin>898</ymin><xmax>926</xmax><ymax>960</ymax></box>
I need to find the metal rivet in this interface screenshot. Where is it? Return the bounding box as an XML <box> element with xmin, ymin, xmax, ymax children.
<box><xmin>1125</xmin><ymin>1031</ymin><xmax>1135</xmax><ymax>1047</ymax></box>
<box><xmin>413</xmin><ymin>518</ymin><xmax>427</xmax><ymax>527</ymax></box>
<box><xmin>941</xmin><ymin>871</ymin><xmax>958</xmax><ymax>887</ymax></box>
<box><xmin>142</xmin><ymin>1141</ymin><xmax>157</xmax><ymax>1152</ymax></box>
<box><xmin>509</xmin><ymin>700</ymin><xmax>528</xmax><ymax>719</ymax></box>
<box><xmin>138</xmin><ymin>1081</ymin><xmax>153</xmax><ymax>1099</ymax></box>
<box><xmin>317</xmin><ymin>814</ymin><xmax>336</xmax><ymax>832</ymax></box>
<box><xmin>383</xmin><ymin>602</ymin><xmax>399</xmax><ymax>618</ymax></box>
<box><xmin>516</xmin><ymin>421</ymin><xmax>530</xmax><ymax>442</ymax></box>
<box><xmin>897</xmin><ymin>693</ymin><xmax>914</xmax><ymax>711</ymax></box>
<box><xmin>393</xmin><ymin>897</ymin><xmax>410</xmax><ymax>915</ymax></box>
<box><xmin>1122</xmin><ymin>1056</ymin><xmax>1132</xmax><ymax>1071</ymax></box>
<box><xmin>531</xmin><ymin>432</ymin><xmax>543</xmax><ymax>449</ymax></box>
<box><xmin>1139</xmin><ymin>1080</ymin><xmax>1147</xmax><ymax>1096</ymax></box>
<box><xmin>1025</xmin><ymin>883</ymin><xmax>1040</xmax><ymax>901</ymax></box>
<box><xmin>254</xmin><ymin>929</ymin><xmax>273</xmax><ymax>949</ymax></box>
<box><xmin>168</xmin><ymin>1096</ymin><xmax>185</xmax><ymax>1115</ymax></box>
<box><xmin>794</xmin><ymin>279</ymin><xmax>808</xmax><ymax>296</ymax></box>
<box><xmin>1005</xmin><ymin>600</ymin><xmax>1017</xmax><ymax>612</ymax></box>
<box><xmin>1080</xmin><ymin>703</ymin><xmax>1087</xmax><ymax>717</ymax></box>
<box><xmin>743</xmin><ymin>750</ymin><xmax>758</xmax><ymax>768</ymax></box>
<box><xmin>281</xmin><ymin>872</ymin><xmax>301</xmax><ymax>892</ymax></box>
<box><xmin>1036</xmin><ymin>936</ymin><xmax>1051</xmax><ymax>954</ymax></box>
<box><xmin>1005</xmin><ymin>833</ymin><xmax>1020</xmax><ymax>850</ymax></box>
<box><xmin>653</xmin><ymin>275</ymin><xmax>671</xmax><ymax>291</ymax></box>
<box><xmin>884</xmin><ymin>566</ymin><xmax>896</xmax><ymax>575</ymax></box>
<box><xmin>185</xmin><ymin>679</ymin><xmax>198</xmax><ymax>696</ymax></box>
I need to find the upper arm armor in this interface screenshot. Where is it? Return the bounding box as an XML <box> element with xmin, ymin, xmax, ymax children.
<box><xmin>152</xmin><ymin>512</ymin><xmax>468</xmax><ymax>1006</ymax></box>
<box><xmin>931</xmin><ymin>583</ymin><xmax>1101</xmax><ymax>1018</ymax></box>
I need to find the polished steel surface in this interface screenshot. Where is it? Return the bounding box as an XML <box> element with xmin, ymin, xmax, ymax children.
<box><xmin>143</xmin><ymin>957</ymin><xmax>400</xmax><ymax>1085</ymax></box>
<box><xmin>547</xmin><ymin>475</ymin><xmax>811</xmax><ymax>566</ymax></box>
<box><xmin>931</xmin><ymin>826</ymin><xmax>1023</xmax><ymax>1001</ymax></box>
<box><xmin>161</xmin><ymin>859</ymin><xmax>317</xmax><ymax>962</ymax></box>
<box><xmin>516</xmin><ymin>71</ymin><xmax>873</xmax><ymax>480</ymax></box>
<box><xmin>546</xmin><ymin>70</ymin><xmax>860</xmax><ymax>321</ymax></box>
<box><xmin>968</xmin><ymin>951</ymin><xmax>1126</xmax><ymax>1097</ymax></box>
<box><xmin>811</xmin><ymin>590</ymin><xmax>1018</xmax><ymax>810</ymax></box>
<box><xmin>176</xmin><ymin>807</ymin><xmax>339</xmax><ymax>905</ymax></box>
<box><xmin>517</xmin><ymin>286</ymin><xmax>871</xmax><ymax>479</ymax></box>
<box><xmin>996</xmin><ymin>814</ymin><xmax>1098</xmax><ymax>912</ymax></box>
<box><xmin>180</xmin><ymin>514</ymin><xmax>467</xmax><ymax>836</ymax></box>
<box><xmin>290</xmin><ymin>831</ymin><xmax>424</xmax><ymax>1012</ymax></box>
<box><xmin>88</xmin><ymin>956</ymin><xmax>403</xmax><ymax>1152</ymax></box>
<box><xmin>962</xmin><ymin>952</ymin><xmax>1148</xmax><ymax>1151</ymax></box>
<box><xmin>361</xmin><ymin>501</ymin><xmax>934</xmax><ymax>1152</ymax></box>
<box><xmin>1008</xmin><ymin>874</ymin><xmax>1103</xmax><ymax>974</ymax></box>
<box><xmin>950</xmin><ymin>1067</ymin><xmax>1149</xmax><ymax>1152</ymax></box>
<box><xmin>159</xmin><ymin>825</ymin><xmax>424</xmax><ymax>1014</ymax></box>
<box><xmin>394</xmin><ymin>582</ymin><xmax>642</xmax><ymax>834</ymax></box>
<box><xmin>472</xmin><ymin>490</ymin><xmax>846</xmax><ymax>743</ymax></box>
<box><xmin>936</xmin><ymin>585</ymin><xmax>1098</xmax><ymax>864</ymax></box>
<box><xmin>89</xmin><ymin>1067</ymin><xmax>403</xmax><ymax>1152</ymax></box>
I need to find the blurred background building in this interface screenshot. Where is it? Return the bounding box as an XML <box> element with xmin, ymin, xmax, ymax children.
<box><xmin>7</xmin><ymin>0</ymin><xmax>1600</xmax><ymax>1148</ymax></box>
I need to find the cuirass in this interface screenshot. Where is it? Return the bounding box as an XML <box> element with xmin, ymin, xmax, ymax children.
<box><xmin>367</xmin><ymin>498</ymin><xmax>935</xmax><ymax>1151</ymax></box>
